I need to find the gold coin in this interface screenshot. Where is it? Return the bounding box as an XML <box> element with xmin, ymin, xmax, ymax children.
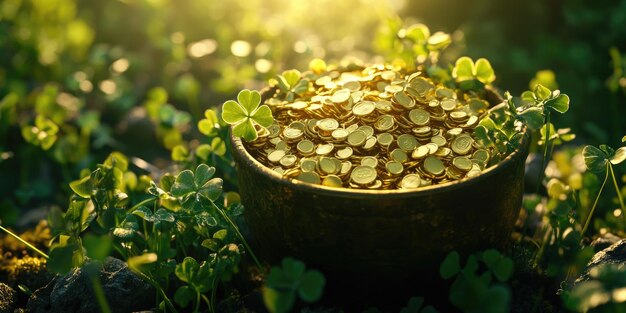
<box><xmin>375</xmin><ymin>115</ymin><xmax>395</xmax><ymax>131</ymax></box>
<box><xmin>322</xmin><ymin>175</ymin><xmax>344</xmax><ymax>188</ymax></box>
<box><xmin>394</xmin><ymin>91</ymin><xmax>415</xmax><ymax>109</ymax></box>
<box><xmin>451</xmin><ymin>134</ymin><xmax>473</xmax><ymax>155</ymax></box>
<box><xmin>347</xmin><ymin>130</ymin><xmax>367</xmax><ymax>146</ymax></box>
<box><xmin>319</xmin><ymin>157</ymin><xmax>340</xmax><ymax>174</ymax></box>
<box><xmin>268</xmin><ymin>150</ymin><xmax>286</xmax><ymax>163</ymax></box>
<box><xmin>340</xmin><ymin>161</ymin><xmax>352</xmax><ymax>175</ymax></box>
<box><xmin>424</xmin><ymin>156</ymin><xmax>445</xmax><ymax>176</ymax></box>
<box><xmin>350</xmin><ymin>166</ymin><xmax>377</xmax><ymax>185</ymax></box>
<box><xmin>397</xmin><ymin>134</ymin><xmax>418</xmax><ymax>152</ymax></box>
<box><xmin>316</xmin><ymin>143</ymin><xmax>334</xmax><ymax>155</ymax></box>
<box><xmin>283</xmin><ymin>127</ymin><xmax>304</xmax><ymax>140</ymax></box>
<box><xmin>279</xmin><ymin>154</ymin><xmax>297</xmax><ymax>167</ymax></box>
<box><xmin>336</xmin><ymin>146</ymin><xmax>354</xmax><ymax>159</ymax></box>
<box><xmin>391</xmin><ymin>148</ymin><xmax>409</xmax><ymax>163</ymax></box>
<box><xmin>297</xmin><ymin>171</ymin><xmax>321</xmax><ymax>184</ymax></box>
<box><xmin>361</xmin><ymin>156</ymin><xmax>378</xmax><ymax>168</ymax></box>
<box><xmin>317</xmin><ymin>118</ymin><xmax>339</xmax><ymax>132</ymax></box>
<box><xmin>386</xmin><ymin>161</ymin><xmax>404</xmax><ymax>175</ymax></box>
<box><xmin>409</xmin><ymin>109</ymin><xmax>430</xmax><ymax>126</ymax></box>
<box><xmin>440</xmin><ymin>98</ymin><xmax>457</xmax><ymax>111</ymax></box>
<box><xmin>352</xmin><ymin>101</ymin><xmax>376</xmax><ymax>116</ymax></box>
<box><xmin>377</xmin><ymin>133</ymin><xmax>394</xmax><ymax>147</ymax></box>
<box><xmin>412</xmin><ymin>145</ymin><xmax>429</xmax><ymax>159</ymax></box>
<box><xmin>331</xmin><ymin>128</ymin><xmax>349</xmax><ymax>141</ymax></box>
<box><xmin>400</xmin><ymin>174</ymin><xmax>421</xmax><ymax>189</ymax></box>
<box><xmin>331</xmin><ymin>89</ymin><xmax>351</xmax><ymax>103</ymax></box>
<box><xmin>363</xmin><ymin>136</ymin><xmax>377</xmax><ymax>150</ymax></box>
<box><xmin>343</xmin><ymin>80</ymin><xmax>361</xmax><ymax>91</ymax></box>
<box><xmin>452</xmin><ymin>156</ymin><xmax>472</xmax><ymax>172</ymax></box>
<box><xmin>300</xmin><ymin>159</ymin><xmax>317</xmax><ymax>172</ymax></box>
<box><xmin>472</xmin><ymin>149</ymin><xmax>490</xmax><ymax>164</ymax></box>
<box><xmin>431</xmin><ymin>135</ymin><xmax>447</xmax><ymax>147</ymax></box>
<box><xmin>357</xmin><ymin>126</ymin><xmax>374</xmax><ymax>137</ymax></box>
<box><xmin>297</xmin><ymin>140</ymin><xmax>315</xmax><ymax>155</ymax></box>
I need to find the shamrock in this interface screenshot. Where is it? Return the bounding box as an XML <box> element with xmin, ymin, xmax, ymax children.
<box><xmin>263</xmin><ymin>258</ymin><xmax>326</xmax><ymax>313</ymax></box>
<box><xmin>21</xmin><ymin>115</ymin><xmax>59</xmax><ymax>150</ymax></box>
<box><xmin>452</xmin><ymin>56</ymin><xmax>496</xmax><ymax>90</ymax></box>
<box><xmin>170</xmin><ymin>164</ymin><xmax>223</xmax><ymax>210</ymax></box>
<box><xmin>221</xmin><ymin>89</ymin><xmax>273</xmax><ymax>141</ymax></box>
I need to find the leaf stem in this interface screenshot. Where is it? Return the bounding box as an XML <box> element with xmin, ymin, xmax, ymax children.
<box><xmin>128</xmin><ymin>197</ymin><xmax>157</xmax><ymax>214</ymax></box>
<box><xmin>208</xmin><ymin>200</ymin><xmax>265</xmax><ymax>273</ymax></box>
<box><xmin>89</xmin><ymin>275</ymin><xmax>112</xmax><ymax>313</ymax></box>
<box><xmin>134</xmin><ymin>270</ymin><xmax>179</xmax><ymax>313</ymax></box>
<box><xmin>194</xmin><ymin>290</ymin><xmax>201</xmax><ymax>313</ymax></box>
<box><xmin>609</xmin><ymin>164</ymin><xmax>626</xmax><ymax>215</ymax></box>
<box><xmin>582</xmin><ymin>164</ymin><xmax>610</xmax><ymax>239</ymax></box>
<box><xmin>0</xmin><ymin>225</ymin><xmax>49</xmax><ymax>259</ymax></box>
<box><xmin>535</xmin><ymin>111</ymin><xmax>551</xmax><ymax>195</ymax></box>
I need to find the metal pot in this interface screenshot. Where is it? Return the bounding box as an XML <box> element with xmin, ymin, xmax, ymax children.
<box><xmin>231</xmin><ymin>128</ymin><xmax>529</xmax><ymax>283</ymax></box>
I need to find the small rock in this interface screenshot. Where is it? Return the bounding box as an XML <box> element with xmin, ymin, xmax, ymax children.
<box><xmin>27</xmin><ymin>257</ymin><xmax>155</xmax><ymax>313</ymax></box>
<box><xmin>0</xmin><ymin>283</ymin><xmax>17</xmax><ymax>313</ymax></box>
<box><xmin>590</xmin><ymin>233</ymin><xmax>622</xmax><ymax>252</ymax></box>
<box><xmin>578</xmin><ymin>239</ymin><xmax>626</xmax><ymax>282</ymax></box>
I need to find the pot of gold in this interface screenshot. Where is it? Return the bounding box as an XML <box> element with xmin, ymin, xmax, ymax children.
<box><xmin>226</xmin><ymin>61</ymin><xmax>529</xmax><ymax>284</ymax></box>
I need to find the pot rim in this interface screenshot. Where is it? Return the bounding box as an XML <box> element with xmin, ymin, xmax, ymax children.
<box><xmin>230</xmin><ymin>126</ymin><xmax>530</xmax><ymax>199</ymax></box>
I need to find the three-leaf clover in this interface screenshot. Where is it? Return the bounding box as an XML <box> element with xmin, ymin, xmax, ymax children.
<box><xmin>452</xmin><ymin>57</ymin><xmax>496</xmax><ymax>90</ymax></box>
<box><xmin>171</xmin><ymin>164</ymin><xmax>223</xmax><ymax>209</ymax></box>
<box><xmin>275</xmin><ymin>69</ymin><xmax>309</xmax><ymax>102</ymax></box>
<box><xmin>263</xmin><ymin>257</ymin><xmax>326</xmax><ymax>313</ymax></box>
<box><xmin>221</xmin><ymin>89</ymin><xmax>273</xmax><ymax>141</ymax></box>
<box><xmin>583</xmin><ymin>144</ymin><xmax>623</xmax><ymax>173</ymax></box>
<box><xmin>21</xmin><ymin>115</ymin><xmax>59</xmax><ymax>150</ymax></box>
<box><xmin>174</xmin><ymin>257</ymin><xmax>214</xmax><ymax>309</ymax></box>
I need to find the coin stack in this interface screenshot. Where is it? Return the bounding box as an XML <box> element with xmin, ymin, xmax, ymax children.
<box><xmin>244</xmin><ymin>63</ymin><xmax>494</xmax><ymax>190</ymax></box>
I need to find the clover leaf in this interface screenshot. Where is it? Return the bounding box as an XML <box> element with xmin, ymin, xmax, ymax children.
<box><xmin>452</xmin><ymin>56</ymin><xmax>496</xmax><ymax>90</ymax></box>
<box><xmin>221</xmin><ymin>89</ymin><xmax>273</xmax><ymax>141</ymax></box>
<box><xmin>263</xmin><ymin>257</ymin><xmax>326</xmax><ymax>313</ymax></box>
<box><xmin>400</xmin><ymin>297</ymin><xmax>439</xmax><ymax>313</ymax></box>
<box><xmin>174</xmin><ymin>256</ymin><xmax>214</xmax><ymax>309</ymax></box>
<box><xmin>275</xmin><ymin>69</ymin><xmax>309</xmax><ymax>102</ymax></box>
<box><xmin>198</xmin><ymin>108</ymin><xmax>220</xmax><ymax>136</ymax></box>
<box><xmin>170</xmin><ymin>164</ymin><xmax>223</xmax><ymax>209</ymax></box>
<box><xmin>21</xmin><ymin>115</ymin><xmax>59</xmax><ymax>150</ymax></box>
<box><xmin>583</xmin><ymin>145</ymin><xmax>611</xmax><ymax>173</ymax></box>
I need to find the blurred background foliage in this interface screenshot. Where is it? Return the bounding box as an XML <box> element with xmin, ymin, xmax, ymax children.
<box><xmin>1</xmin><ymin>0</ymin><xmax>625</xmax><ymax>226</ymax></box>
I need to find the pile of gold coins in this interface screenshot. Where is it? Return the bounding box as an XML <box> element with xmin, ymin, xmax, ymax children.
<box><xmin>244</xmin><ymin>64</ymin><xmax>494</xmax><ymax>190</ymax></box>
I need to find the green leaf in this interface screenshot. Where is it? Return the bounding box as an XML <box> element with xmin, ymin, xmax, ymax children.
<box><xmin>69</xmin><ymin>175</ymin><xmax>93</xmax><ymax>198</ymax></box>
<box><xmin>195</xmin><ymin>144</ymin><xmax>212</xmax><ymax>160</ymax></box>
<box><xmin>474</xmin><ymin>58</ymin><xmax>495</xmax><ymax>84</ymax></box>
<box><xmin>174</xmin><ymin>286</ymin><xmax>195</xmax><ymax>308</ymax></box>
<box><xmin>263</xmin><ymin>287</ymin><xmax>296</xmax><ymax>313</ymax></box>
<box><xmin>199</xmin><ymin>178</ymin><xmax>223</xmax><ymax>201</ymax></box>
<box><xmin>48</xmin><ymin>243</ymin><xmax>78</xmax><ymax>274</ymax></box>
<box><xmin>171</xmin><ymin>170</ymin><xmax>195</xmax><ymax>196</ymax></box>
<box><xmin>610</xmin><ymin>147</ymin><xmax>626</xmax><ymax>165</ymax></box>
<box><xmin>452</xmin><ymin>57</ymin><xmax>474</xmax><ymax>82</ymax></box>
<box><xmin>520</xmin><ymin>90</ymin><xmax>535</xmax><ymax>103</ymax></box>
<box><xmin>233</xmin><ymin>118</ymin><xmax>258</xmax><ymax>141</ymax></box>
<box><xmin>194</xmin><ymin>164</ymin><xmax>215</xmax><ymax>187</ymax></box>
<box><xmin>282</xmin><ymin>258</ymin><xmax>306</xmax><ymax>281</ymax></box>
<box><xmin>583</xmin><ymin>145</ymin><xmax>609</xmax><ymax>173</ymax></box>
<box><xmin>545</xmin><ymin>94</ymin><xmax>570</xmax><ymax>113</ymax></box>
<box><xmin>127</xmin><ymin>253</ymin><xmax>157</xmax><ymax>272</ymax></box>
<box><xmin>534</xmin><ymin>84</ymin><xmax>551</xmax><ymax>101</ymax></box>
<box><xmin>175</xmin><ymin>257</ymin><xmax>200</xmax><ymax>283</ymax></box>
<box><xmin>210</xmin><ymin>137</ymin><xmax>227</xmax><ymax>156</ymax></box>
<box><xmin>518</xmin><ymin>107</ymin><xmax>545</xmax><ymax>130</ymax></box>
<box><xmin>440</xmin><ymin>251</ymin><xmax>461</xmax><ymax>279</ymax></box>
<box><xmin>298</xmin><ymin>270</ymin><xmax>325</xmax><ymax>302</ymax></box>
<box><xmin>251</xmin><ymin>105</ymin><xmax>274</xmax><ymax>128</ymax></box>
<box><xmin>622</xmin><ymin>135</ymin><xmax>626</xmax><ymax>142</ymax></box>
<box><xmin>237</xmin><ymin>89</ymin><xmax>261</xmax><ymax>114</ymax></box>
<box><xmin>426</xmin><ymin>32</ymin><xmax>451</xmax><ymax>51</ymax></box>
<box><xmin>154</xmin><ymin>208</ymin><xmax>175</xmax><ymax>223</ymax></box>
<box><xmin>221</xmin><ymin>100</ymin><xmax>247</xmax><ymax>124</ymax></box>
<box><xmin>282</xmin><ymin>70</ymin><xmax>302</xmax><ymax>89</ymax></box>
<box><xmin>405</xmin><ymin>24</ymin><xmax>430</xmax><ymax>42</ymax></box>
<box><xmin>213</xmin><ymin>229</ymin><xmax>229</xmax><ymax>241</ymax></box>
<box><xmin>113</xmin><ymin>215</ymin><xmax>138</xmax><ymax>239</ymax></box>
<box><xmin>492</xmin><ymin>257</ymin><xmax>514</xmax><ymax>282</ymax></box>
<box><xmin>133</xmin><ymin>206</ymin><xmax>154</xmax><ymax>222</ymax></box>
<box><xmin>171</xmin><ymin>145</ymin><xmax>188</xmax><ymax>162</ymax></box>
<box><xmin>83</xmin><ymin>234</ymin><xmax>112</xmax><ymax>261</ymax></box>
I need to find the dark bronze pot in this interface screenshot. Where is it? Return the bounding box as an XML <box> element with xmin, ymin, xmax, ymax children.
<box><xmin>231</xmin><ymin>129</ymin><xmax>529</xmax><ymax>284</ymax></box>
